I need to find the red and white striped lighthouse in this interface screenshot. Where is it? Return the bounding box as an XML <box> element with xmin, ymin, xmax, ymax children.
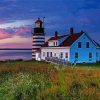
<box><xmin>32</xmin><ymin>18</ymin><xmax>45</xmax><ymax>60</ymax></box>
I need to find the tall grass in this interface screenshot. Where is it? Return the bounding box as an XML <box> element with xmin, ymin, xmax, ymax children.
<box><xmin>0</xmin><ymin>60</ymin><xmax>100</xmax><ymax>100</ymax></box>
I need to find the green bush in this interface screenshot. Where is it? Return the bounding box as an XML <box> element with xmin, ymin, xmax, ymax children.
<box><xmin>0</xmin><ymin>73</ymin><xmax>51</xmax><ymax>100</ymax></box>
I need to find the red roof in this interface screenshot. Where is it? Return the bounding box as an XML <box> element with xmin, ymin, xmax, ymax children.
<box><xmin>48</xmin><ymin>35</ymin><xmax>68</xmax><ymax>41</ymax></box>
<box><xmin>35</xmin><ymin>18</ymin><xmax>43</xmax><ymax>23</ymax></box>
<box><xmin>42</xmin><ymin>32</ymin><xmax>83</xmax><ymax>47</ymax></box>
<box><xmin>42</xmin><ymin>35</ymin><xmax>68</xmax><ymax>47</ymax></box>
<box><xmin>60</xmin><ymin>32</ymin><xmax>83</xmax><ymax>46</ymax></box>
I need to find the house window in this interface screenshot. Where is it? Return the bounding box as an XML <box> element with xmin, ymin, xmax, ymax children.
<box><xmin>96</xmin><ymin>52</ymin><xmax>98</xmax><ymax>57</ymax></box>
<box><xmin>66</xmin><ymin>52</ymin><xmax>68</xmax><ymax>58</ymax></box>
<box><xmin>89</xmin><ymin>52</ymin><xmax>92</xmax><ymax>59</ymax></box>
<box><xmin>38</xmin><ymin>53</ymin><xmax>41</xmax><ymax>58</ymax></box>
<box><xmin>60</xmin><ymin>52</ymin><xmax>63</xmax><ymax>58</ymax></box>
<box><xmin>78</xmin><ymin>42</ymin><xmax>81</xmax><ymax>48</ymax></box>
<box><xmin>53</xmin><ymin>41</ymin><xmax>57</xmax><ymax>46</ymax></box>
<box><xmin>50</xmin><ymin>52</ymin><xmax>52</xmax><ymax>57</ymax></box>
<box><xmin>86</xmin><ymin>42</ymin><xmax>90</xmax><ymax>48</ymax></box>
<box><xmin>56</xmin><ymin>42</ymin><xmax>57</xmax><ymax>46</ymax></box>
<box><xmin>54</xmin><ymin>53</ymin><xmax>56</xmax><ymax>57</ymax></box>
<box><xmin>75</xmin><ymin>52</ymin><xmax>78</xmax><ymax>59</ymax></box>
<box><xmin>43</xmin><ymin>52</ymin><xmax>45</xmax><ymax>56</ymax></box>
<box><xmin>47</xmin><ymin>52</ymin><xmax>49</xmax><ymax>57</ymax></box>
<box><xmin>53</xmin><ymin>42</ymin><xmax>55</xmax><ymax>46</ymax></box>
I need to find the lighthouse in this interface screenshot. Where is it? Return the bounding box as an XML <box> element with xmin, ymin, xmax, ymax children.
<box><xmin>32</xmin><ymin>18</ymin><xmax>45</xmax><ymax>60</ymax></box>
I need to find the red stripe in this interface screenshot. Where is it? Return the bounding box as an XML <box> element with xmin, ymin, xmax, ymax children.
<box><xmin>32</xmin><ymin>48</ymin><xmax>40</xmax><ymax>50</ymax></box>
<box><xmin>33</xmin><ymin>34</ymin><xmax>45</xmax><ymax>36</ymax></box>
<box><xmin>32</xmin><ymin>54</ymin><xmax>35</xmax><ymax>56</ymax></box>
<box><xmin>33</xmin><ymin>37</ymin><xmax>45</xmax><ymax>39</ymax></box>
<box><xmin>32</xmin><ymin>44</ymin><xmax>42</xmax><ymax>46</ymax></box>
<box><xmin>32</xmin><ymin>48</ymin><xmax>40</xmax><ymax>49</ymax></box>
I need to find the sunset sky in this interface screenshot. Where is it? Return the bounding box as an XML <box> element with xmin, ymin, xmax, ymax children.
<box><xmin>0</xmin><ymin>0</ymin><xmax>100</xmax><ymax>48</ymax></box>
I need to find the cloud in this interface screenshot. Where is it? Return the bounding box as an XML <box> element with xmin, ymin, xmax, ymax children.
<box><xmin>0</xmin><ymin>43</ymin><xmax>31</xmax><ymax>48</ymax></box>
<box><xmin>0</xmin><ymin>35</ymin><xmax>32</xmax><ymax>48</ymax></box>
<box><xmin>0</xmin><ymin>20</ymin><xmax>32</xmax><ymax>28</ymax></box>
<box><xmin>0</xmin><ymin>0</ymin><xmax>99</xmax><ymax>45</ymax></box>
<box><xmin>0</xmin><ymin>26</ymin><xmax>31</xmax><ymax>40</ymax></box>
<box><xmin>0</xmin><ymin>36</ymin><xmax>32</xmax><ymax>44</ymax></box>
<box><xmin>14</xmin><ymin>27</ymin><xmax>31</xmax><ymax>36</ymax></box>
<box><xmin>0</xmin><ymin>28</ymin><xmax>12</xmax><ymax>39</ymax></box>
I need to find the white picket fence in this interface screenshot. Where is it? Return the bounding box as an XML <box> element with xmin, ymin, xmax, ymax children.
<box><xmin>45</xmin><ymin>57</ymin><xmax>71</xmax><ymax>66</ymax></box>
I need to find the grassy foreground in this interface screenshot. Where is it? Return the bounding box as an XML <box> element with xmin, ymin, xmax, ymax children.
<box><xmin>0</xmin><ymin>60</ymin><xmax>100</xmax><ymax>100</ymax></box>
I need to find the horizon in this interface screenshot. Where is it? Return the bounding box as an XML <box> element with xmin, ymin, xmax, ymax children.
<box><xmin>0</xmin><ymin>0</ymin><xmax>100</xmax><ymax>49</ymax></box>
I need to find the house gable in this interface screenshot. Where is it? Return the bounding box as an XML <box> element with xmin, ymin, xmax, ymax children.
<box><xmin>48</xmin><ymin>40</ymin><xmax>58</xmax><ymax>46</ymax></box>
<box><xmin>84</xmin><ymin>33</ymin><xmax>100</xmax><ymax>48</ymax></box>
<box><xmin>42</xmin><ymin>35</ymin><xmax>68</xmax><ymax>47</ymax></box>
<box><xmin>70</xmin><ymin>33</ymin><xmax>99</xmax><ymax>63</ymax></box>
<box><xmin>42</xmin><ymin>32</ymin><xmax>84</xmax><ymax>47</ymax></box>
<box><xmin>59</xmin><ymin>32</ymin><xmax>83</xmax><ymax>47</ymax></box>
<box><xmin>70</xmin><ymin>33</ymin><xmax>100</xmax><ymax>48</ymax></box>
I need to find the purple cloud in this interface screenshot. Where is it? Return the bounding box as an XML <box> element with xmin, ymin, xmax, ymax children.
<box><xmin>0</xmin><ymin>26</ymin><xmax>31</xmax><ymax>39</ymax></box>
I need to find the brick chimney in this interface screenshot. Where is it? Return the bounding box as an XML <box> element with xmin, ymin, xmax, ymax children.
<box><xmin>55</xmin><ymin>31</ymin><xmax>58</xmax><ymax>37</ymax></box>
<box><xmin>81</xmin><ymin>30</ymin><xmax>84</xmax><ymax>34</ymax></box>
<box><xmin>70</xmin><ymin>27</ymin><xmax>74</xmax><ymax>35</ymax></box>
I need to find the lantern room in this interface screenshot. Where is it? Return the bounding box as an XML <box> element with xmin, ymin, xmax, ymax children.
<box><xmin>35</xmin><ymin>18</ymin><xmax>43</xmax><ymax>28</ymax></box>
<box><xmin>34</xmin><ymin>18</ymin><xmax>44</xmax><ymax>33</ymax></box>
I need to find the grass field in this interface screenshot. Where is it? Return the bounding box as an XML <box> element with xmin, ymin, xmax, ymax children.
<box><xmin>0</xmin><ymin>60</ymin><xmax>100</xmax><ymax>100</ymax></box>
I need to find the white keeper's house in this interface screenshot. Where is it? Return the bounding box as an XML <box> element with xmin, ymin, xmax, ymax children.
<box><xmin>32</xmin><ymin>18</ymin><xmax>100</xmax><ymax>63</ymax></box>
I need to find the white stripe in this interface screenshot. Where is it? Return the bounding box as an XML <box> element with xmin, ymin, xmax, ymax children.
<box><xmin>32</xmin><ymin>53</ymin><xmax>35</xmax><ymax>55</ymax></box>
<box><xmin>32</xmin><ymin>46</ymin><xmax>41</xmax><ymax>48</ymax></box>
<box><xmin>32</xmin><ymin>39</ymin><xmax>45</xmax><ymax>42</ymax></box>
<box><xmin>33</xmin><ymin>36</ymin><xmax>45</xmax><ymax>38</ymax></box>
<box><xmin>32</xmin><ymin>50</ymin><xmax>37</xmax><ymax>52</ymax></box>
<box><xmin>32</xmin><ymin>53</ymin><xmax>36</xmax><ymax>55</ymax></box>
<box><xmin>32</xmin><ymin>57</ymin><xmax>35</xmax><ymax>58</ymax></box>
<box><xmin>32</xmin><ymin>54</ymin><xmax>35</xmax><ymax>55</ymax></box>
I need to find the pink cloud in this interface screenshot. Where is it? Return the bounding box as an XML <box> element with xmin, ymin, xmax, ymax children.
<box><xmin>0</xmin><ymin>26</ymin><xmax>31</xmax><ymax>40</ymax></box>
<box><xmin>0</xmin><ymin>26</ymin><xmax>32</xmax><ymax>48</ymax></box>
<box><xmin>0</xmin><ymin>28</ymin><xmax>12</xmax><ymax>39</ymax></box>
<box><xmin>15</xmin><ymin>27</ymin><xmax>31</xmax><ymax>35</ymax></box>
<box><xmin>0</xmin><ymin>43</ymin><xmax>32</xmax><ymax>49</ymax></box>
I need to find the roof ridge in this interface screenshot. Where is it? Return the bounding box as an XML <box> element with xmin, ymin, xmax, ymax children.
<box><xmin>59</xmin><ymin>32</ymin><xmax>83</xmax><ymax>46</ymax></box>
<box><xmin>84</xmin><ymin>33</ymin><xmax>100</xmax><ymax>48</ymax></box>
<box><xmin>42</xmin><ymin>32</ymin><xmax>83</xmax><ymax>47</ymax></box>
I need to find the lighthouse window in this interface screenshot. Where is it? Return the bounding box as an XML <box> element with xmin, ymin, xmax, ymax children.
<box><xmin>36</xmin><ymin>23</ymin><xmax>40</xmax><ymax>28</ymax></box>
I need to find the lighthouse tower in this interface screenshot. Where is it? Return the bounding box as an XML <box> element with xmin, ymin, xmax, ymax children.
<box><xmin>32</xmin><ymin>18</ymin><xmax>45</xmax><ymax>60</ymax></box>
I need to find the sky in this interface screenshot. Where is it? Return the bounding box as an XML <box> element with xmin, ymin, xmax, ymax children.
<box><xmin>0</xmin><ymin>0</ymin><xmax>100</xmax><ymax>48</ymax></box>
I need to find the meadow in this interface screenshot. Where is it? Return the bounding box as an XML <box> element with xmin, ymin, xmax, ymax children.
<box><xmin>0</xmin><ymin>60</ymin><xmax>100</xmax><ymax>100</ymax></box>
